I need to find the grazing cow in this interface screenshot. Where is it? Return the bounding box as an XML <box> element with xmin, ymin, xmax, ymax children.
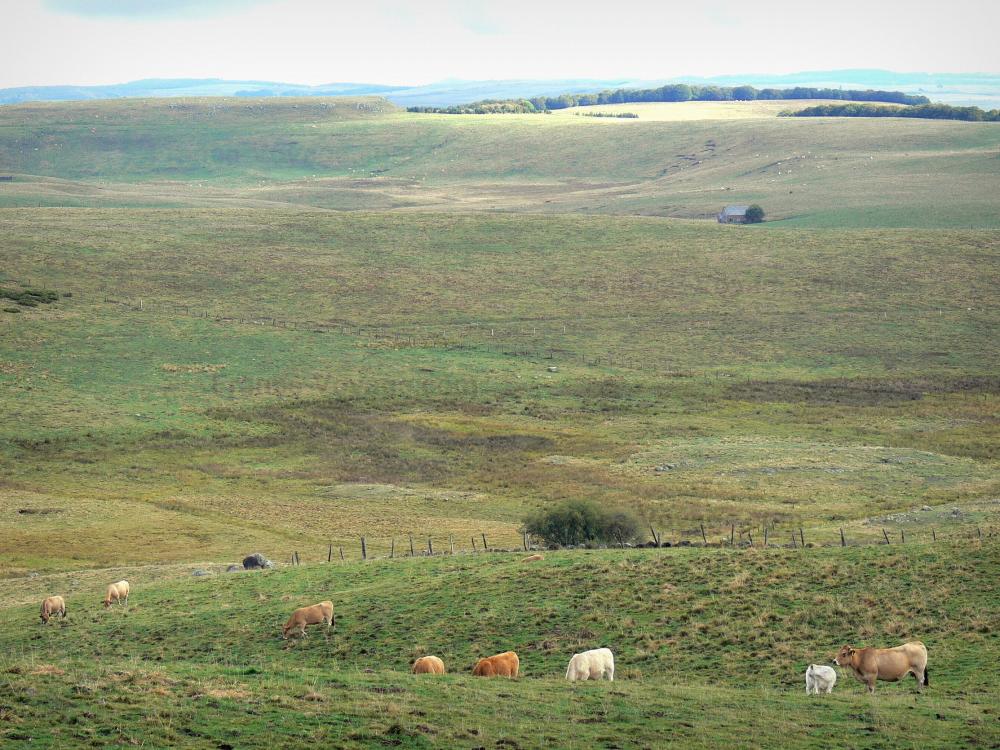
<box><xmin>39</xmin><ymin>596</ymin><xmax>66</xmax><ymax>624</ymax></box>
<box><xmin>521</xmin><ymin>554</ymin><xmax>544</xmax><ymax>562</ymax></box>
<box><xmin>103</xmin><ymin>581</ymin><xmax>129</xmax><ymax>608</ymax></box>
<box><xmin>805</xmin><ymin>664</ymin><xmax>837</xmax><ymax>694</ymax></box>
<box><xmin>412</xmin><ymin>656</ymin><xmax>446</xmax><ymax>674</ymax></box>
<box><xmin>834</xmin><ymin>642</ymin><xmax>928</xmax><ymax>694</ymax></box>
<box><xmin>565</xmin><ymin>648</ymin><xmax>615</xmax><ymax>682</ymax></box>
<box><xmin>282</xmin><ymin>601</ymin><xmax>334</xmax><ymax>639</ymax></box>
<box><xmin>472</xmin><ymin>651</ymin><xmax>519</xmax><ymax>678</ymax></box>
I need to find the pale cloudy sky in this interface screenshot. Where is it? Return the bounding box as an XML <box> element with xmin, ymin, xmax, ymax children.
<box><xmin>2</xmin><ymin>0</ymin><xmax>997</xmax><ymax>88</ymax></box>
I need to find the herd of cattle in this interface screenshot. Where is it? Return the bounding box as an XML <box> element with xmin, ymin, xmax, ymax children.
<box><xmin>37</xmin><ymin>579</ymin><xmax>929</xmax><ymax>694</ymax></box>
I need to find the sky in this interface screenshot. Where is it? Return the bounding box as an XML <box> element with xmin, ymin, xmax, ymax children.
<box><xmin>2</xmin><ymin>0</ymin><xmax>997</xmax><ymax>88</ymax></box>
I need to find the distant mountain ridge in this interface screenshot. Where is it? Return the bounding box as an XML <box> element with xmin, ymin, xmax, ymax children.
<box><xmin>2</xmin><ymin>70</ymin><xmax>999</xmax><ymax>108</ymax></box>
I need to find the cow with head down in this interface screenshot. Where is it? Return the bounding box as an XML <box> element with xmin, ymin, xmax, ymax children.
<box><xmin>103</xmin><ymin>581</ymin><xmax>129</xmax><ymax>609</ymax></box>
<box><xmin>282</xmin><ymin>601</ymin><xmax>334</xmax><ymax>639</ymax></box>
<box><xmin>472</xmin><ymin>651</ymin><xmax>519</xmax><ymax>678</ymax></box>
<box><xmin>834</xmin><ymin>641</ymin><xmax>928</xmax><ymax>694</ymax></box>
<box><xmin>40</xmin><ymin>596</ymin><xmax>66</xmax><ymax>624</ymax></box>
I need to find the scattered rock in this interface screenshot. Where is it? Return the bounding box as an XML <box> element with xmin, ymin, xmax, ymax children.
<box><xmin>226</xmin><ymin>565</ymin><xmax>242</xmax><ymax>573</ymax></box>
<box><xmin>654</xmin><ymin>464</ymin><xmax>675</xmax><ymax>472</ymax></box>
<box><xmin>920</xmin><ymin>506</ymin><xmax>933</xmax><ymax>512</ymax></box>
<box><xmin>242</xmin><ymin>553</ymin><xmax>273</xmax><ymax>570</ymax></box>
<box><xmin>547</xmin><ymin>366</ymin><xmax>558</xmax><ymax>373</ymax></box>
<box><xmin>191</xmin><ymin>569</ymin><xmax>210</xmax><ymax>577</ymax></box>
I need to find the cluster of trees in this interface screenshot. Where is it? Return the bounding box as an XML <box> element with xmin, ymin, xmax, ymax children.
<box><xmin>576</xmin><ymin>111</ymin><xmax>639</xmax><ymax>119</ymax></box>
<box><xmin>785</xmin><ymin>102</ymin><xmax>1000</xmax><ymax>122</ymax></box>
<box><xmin>408</xmin><ymin>85</ymin><xmax>930</xmax><ymax>115</ymax></box>
<box><xmin>522</xmin><ymin>500</ymin><xmax>643</xmax><ymax>547</ymax></box>
<box><xmin>745</xmin><ymin>205</ymin><xmax>765</xmax><ymax>223</ymax></box>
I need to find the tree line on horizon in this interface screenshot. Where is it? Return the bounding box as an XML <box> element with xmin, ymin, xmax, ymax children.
<box><xmin>407</xmin><ymin>84</ymin><xmax>930</xmax><ymax>115</ymax></box>
<box><xmin>784</xmin><ymin>102</ymin><xmax>1000</xmax><ymax>122</ymax></box>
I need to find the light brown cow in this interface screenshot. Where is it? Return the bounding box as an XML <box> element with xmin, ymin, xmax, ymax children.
<box><xmin>39</xmin><ymin>596</ymin><xmax>66</xmax><ymax>624</ymax></box>
<box><xmin>834</xmin><ymin>642</ymin><xmax>928</xmax><ymax>694</ymax></box>
<box><xmin>282</xmin><ymin>601</ymin><xmax>334</xmax><ymax>639</ymax></box>
<box><xmin>103</xmin><ymin>581</ymin><xmax>129</xmax><ymax>608</ymax></box>
<box><xmin>472</xmin><ymin>651</ymin><xmax>519</xmax><ymax>678</ymax></box>
<box><xmin>521</xmin><ymin>554</ymin><xmax>544</xmax><ymax>563</ymax></box>
<box><xmin>412</xmin><ymin>656</ymin><xmax>446</xmax><ymax>674</ymax></box>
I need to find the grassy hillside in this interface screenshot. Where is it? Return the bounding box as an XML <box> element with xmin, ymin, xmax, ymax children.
<box><xmin>1</xmin><ymin>210</ymin><xmax>997</xmax><ymax>573</ymax></box>
<box><xmin>0</xmin><ymin>97</ymin><xmax>998</xmax><ymax>226</ymax></box>
<box><xmin>1</xmin><ymin>543</ymin><xmax>997</xmax><ymax>748</ymax></box>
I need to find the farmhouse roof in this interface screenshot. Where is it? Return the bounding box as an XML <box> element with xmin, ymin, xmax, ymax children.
<box><xmin>721</xmin><ymin>205</ymin><xmax>749</xmax><ymax>217</ymax></box>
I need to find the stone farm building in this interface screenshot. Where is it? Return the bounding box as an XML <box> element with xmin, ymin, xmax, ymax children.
<box><xmin>718</xmin><ymin>205</ymin><xmax>749</xmax><ymax>224</ymax></box>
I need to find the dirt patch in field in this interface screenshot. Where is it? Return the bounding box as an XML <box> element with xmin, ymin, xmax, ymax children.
<box><xmin>726</xmin><ymin>376</ymin><xmax>1000</xmax><ymax>406</ymax></box>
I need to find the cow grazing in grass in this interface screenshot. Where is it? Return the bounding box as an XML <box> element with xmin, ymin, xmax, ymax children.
<box><xmin>472</xmin><ymin>651</ymin><xmax>519</xmax><ymax>678</ymax></box>
<box><xmin>39</xmin><ymin>596</ymin><xmax>66</xmax><ymax>624</ymax></box>
<box><xmin>834</xmin><ymin>642</ymin><xmax>928</xmax><ymax>694</ymax></box>
<box><xmin>805</xmin><ymin>664</ymin><xmax>837</xmax><ymax>694</ymax></box>
<box><xmin>103</xmin><ymin>581</ymin><xmax>129</xmax><ymax>608</ymax></box>
<box><xmin>282</xmin><ymin>601</ymin><xmax>334</xmax><ymax>639</ymax></box>
<box><xmin>565</xmin><ymin>648</ymin><xmax>615</xmax><ymax>682</ymax></box>
<box><xmin>521</xmin><ymin>554</ymin><xmax>544</xmax><ymax>562</ymax></box>
<box><xmin>412</xmin><ymin>656</ymin><xmax>446</xmax><ymax>674</ymax></box>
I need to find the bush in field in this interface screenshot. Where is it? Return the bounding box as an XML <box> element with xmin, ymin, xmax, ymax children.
<box><xmin>523</xmin><ymin>499</ymin><xmax>643</xmax><ymax>547</ymax></box>
<box><xmin>0</xmin><ymin>287</ymin><xmax>61</xmax><ymax>307</ymax></box>
<box><xmin>745</xmin><ymin>205</ymin><xmax>765</xmax><ymax>223</ymax></box>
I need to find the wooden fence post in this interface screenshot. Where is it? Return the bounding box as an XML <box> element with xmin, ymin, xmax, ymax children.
<box><xmin>472</xmin><ymin>536</ymin><xmax>477</xmax><ymax>552</ymax></box>
<box><xmin>428</xmin><ymin>538</ymin><xmax>433</xmax><ymax>556</ymax></box>
<box><xmin>482</xmin><ymin>533</ymin><xmax>488</xmax><ymax>551</ymax></box>
<box><xmin>747</xmin><ymin>532</ymin><xmax>753</xmax><ymax>547</ymax></box>
<box><xmin>977</xmin><ymin>527</ymin><xmax>982</xmax><ymax>539</ymax></box>
<box><xmin>700</xmin><ymin>524</ymin><xmax>708</xmax><ymax>545</ymax></box>
<box><xmin>649</xmin><ymin>525</ymin><xmax>660</xmax><ymax>548</ymax></box>
<box><xmin>328</xmin><ymin>544</ymin><xmax>333</xmax><ymax>563</ymax></box>
<box><xmin>339</xmin><ymin>547</ymin><xmax>344</xmax><ymax>561</ymax></box>
<box><xmin>900</xmin><ymin>529</ymin><xmax>905</xmax><ymax>544</ymax></box>
<box><xmin>791</xmin><ymin>533</ymin><xmax>797</xmax><ymax>549</ymax></box>
<box><xmin>450</xmin><ymin>536</ymin><xmax>455</xmax><ymax>555</ymax></box>
<box><xmin>361</xmin><ymin>536</ymin><xmax>367</xmax><ymax>560</ymax></box>
<box><xmin>294</xmin><ymin>551</ymin><xmax>300</xmax><ymax>566</ymax></box>
<box><xmin>523</xmin><ymin>532</ymin><xmax>528</xmax><ymax>551</ymax></box>
<box><xmin>390</xmin><ymin>538</ymin><xmax>395</xmax><ymax>558</ymax></box>
<box><xmin>840</xmin><ymin>528</ymin><xmax>846</xmax><ymax>547</ymax></box>
<box><xmin>730</xmin><ymin>524</ymin><xmax>735</xmax><ymax>546</ymax></box>
<box><xmin>882</xmin><ymin>529</ymin><xmax>891</xmax><ymax>545</ymax></box>
<box><xmin>409</xmin><ymin>535</ymin><xmax>415</xmax><ymax>557</ymax></box>
<box><xmin>932</xmin><ymin>528</ymin><xmax>936</xmax><ymax>542</ymax></box>
<box><xmin>799</xmin><ymin>528</ymin><xmax>805</xmax><ymax>547</ymax></box>
<box><xmin>763</xmin><ymin>526</ymin><xmax>768</xmax><ymax>547</ymax></box>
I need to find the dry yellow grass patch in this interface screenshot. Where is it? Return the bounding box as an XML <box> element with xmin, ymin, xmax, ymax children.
<box><xmin>29</xmin><ymin>664</ymin><xmax>65</xmax><ymax>676</ymax></box>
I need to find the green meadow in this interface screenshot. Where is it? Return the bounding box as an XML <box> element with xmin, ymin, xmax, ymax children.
<box><xmin>0</xmin><ymin>96</ymin><xmax>998</xmax><ymax>748</ymax></box>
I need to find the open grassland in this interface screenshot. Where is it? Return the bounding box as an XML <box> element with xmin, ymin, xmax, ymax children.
<box><xmin>1</xmin><ymin>210</ymin><xmax>997</xmax><ymax>573</ymax></box>
<box><xmin>0</xmin><ymin>97</ymin><xmax>998</xmax><ymax>226</ymax></box>
<box><xmin>0</xmin><ymin>544</ymin><xmax>997</xmax><ymax>748</ymax></box>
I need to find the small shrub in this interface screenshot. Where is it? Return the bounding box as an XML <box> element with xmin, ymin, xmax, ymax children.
<box><xmin>523</xmin><ymin>499</ymin><xmax>643</xmax><ymax>547</ymax></box>
<box><xmin>3</xmin><ymin>307</ymin><xmax>20</xmax><ymax>313</ymax></box>
<box><xmin>745</xmin><ymin>204</ymin><xmax>765</xmax><ymax>223</ymax></box>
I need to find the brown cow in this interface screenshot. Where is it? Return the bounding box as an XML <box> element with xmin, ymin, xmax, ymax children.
<box><xmin>472</xmin><ymin>651</ymin><xmax>519</xmax><ymax>678</ymax></box>
<box><xmin>834</xmin><ymin>642</ymin><xmax>928</xmax><ymax>694</ymax></box>
<box><xmin>521</xmin><ymin>554</ymin><xmax>544</xmax><ymax>563</ymax></box>
<box><xmin>282</xmin><ymin>601</ymin><xmax>334</xmax><ymax>639</ymax></box>
<box><xmin>103</xmin><ymin>581</ymin><xmax>129</xmax><ymax>608</ymax></box>
<box><xmin>40</xmin><ymin>596</ymin><xmax>66</xmax><ymax>624</ymax></box>
<box><xmin>412</xmin><ymin>656</ymin><xmax>446</xmax><ymax>674</ymax></box>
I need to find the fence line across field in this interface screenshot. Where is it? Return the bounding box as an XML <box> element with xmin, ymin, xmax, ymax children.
<box><xmin>276</xmin><ymin>521</ymin><xmax>994</xmax><ymax>565</ymax></box>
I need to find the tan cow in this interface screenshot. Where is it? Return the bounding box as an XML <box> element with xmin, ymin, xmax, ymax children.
<box><xmin>103</xmin><ymin>581</ymin><xmax>129</xmax><ymax>608</ymax></box>
<box><xmin>521</xmin><ymin>554</ymin><xmax>544</xmax><ymax>562</ymax></box>
<box><xmin>834</xmin><ymin>642</ymin><xmax>928</xmax><ymax>694</ymax></box>
<box><xmin>472</xmin><ymin>651</ymin><xmax>519</xmax><ymax>678</ymax></box>
<box><xmin>412</xmin><ymin>656</ymin><xmax>446</xmax><ymax>674</ymax></box>
<box><xmin>40</xmin><ymin>596</ymin><xmax>66</xmax><ymax>624</ymax></box>
<box><xmin>282</xmin><ymin>601</ymin><xmax>334</xmax><ymax>639</ymax></box>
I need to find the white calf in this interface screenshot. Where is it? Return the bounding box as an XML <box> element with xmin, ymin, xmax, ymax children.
<box><xmin>805</xmin><ymin>664</ymin><xmax>837</xmax><ymax>694</ymax></box>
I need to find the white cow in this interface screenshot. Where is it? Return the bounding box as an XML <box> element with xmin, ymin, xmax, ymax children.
<box><xmin>566</xmin><ymin>648</ymin><xmax>615</xmax><ymax>682</ymax></box>
<box><xmin>805</xmin><ymin>664</ymin><xmax>837</xmax><ymax>694</ymax></box>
